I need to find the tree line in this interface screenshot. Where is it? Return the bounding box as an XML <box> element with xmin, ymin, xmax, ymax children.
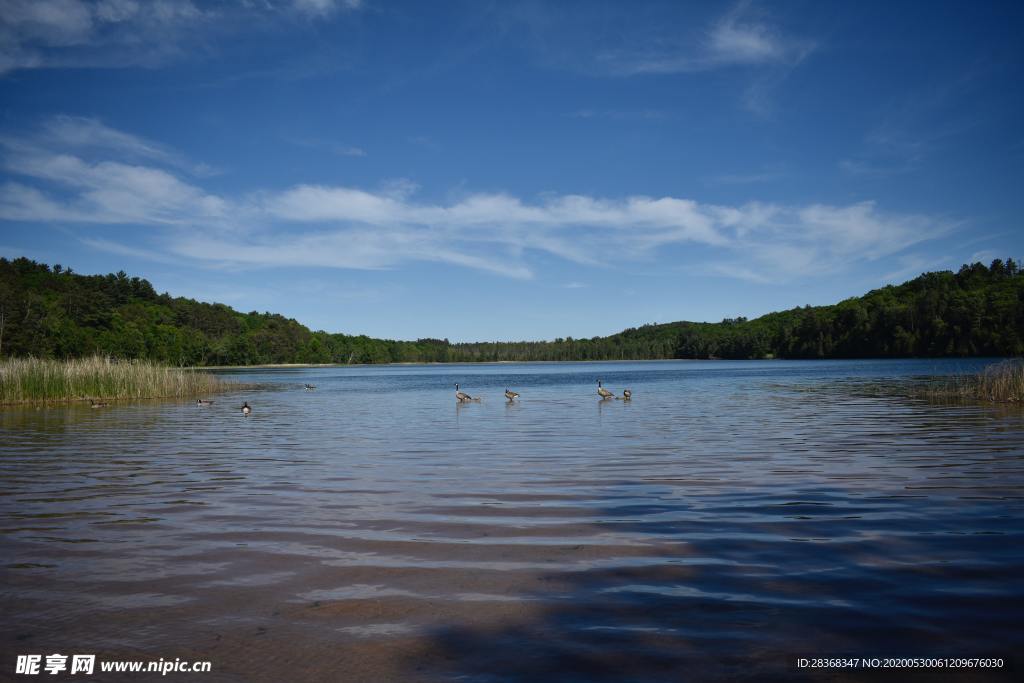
<box><xmin>0</xmin><ymin>256</ymin><xmax>1021</xmax><ymax>366</ymax></box>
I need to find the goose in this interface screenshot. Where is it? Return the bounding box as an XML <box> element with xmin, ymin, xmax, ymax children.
<box><xmin>454</xmin><ymin>383</ymin><xmax>476</xmax><ymax>402</ymax></box>
<box><xmin>303</xmin><ymin>384</ymin><xmax>316</xmax><ymax>390</ymax></box>
<box><xmin>241</xmin><ymin>402</ymin><xmax>251</xmax><ymax>417</ymax></box>
<box><xmin>90</xmin><ymin>399</ymin><xmax>109</xmax><ymax>408</ymax></box>
<box><xmin>504</xmin><ymin>388</ymin><xmax>520</xmax><ymax>402</ymax></box>
<box><xmin>197</xmin><ymin>399</ymin><xmax>214</xmax><ymax>406</ymax></box>
<box><xmin>597</xmin><ymin>379</ymin><xmax>615</xmax><ymax>399</ymax></box>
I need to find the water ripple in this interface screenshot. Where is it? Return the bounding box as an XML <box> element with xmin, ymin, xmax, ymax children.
<box><xmin>1</xmin><ymin>359</ymin><xmax>1021</xmax><ymax>680</ymax></box>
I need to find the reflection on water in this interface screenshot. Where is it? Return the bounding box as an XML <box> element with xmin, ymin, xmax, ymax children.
<box><xmin>1</xmin><ymin>359</ymin><xmax>1022</xmax><ymax>681</ymax></box>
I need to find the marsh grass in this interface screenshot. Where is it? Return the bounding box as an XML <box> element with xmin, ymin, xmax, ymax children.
<box><xmin>914</xmin><ymin>359</ymin><xmax>1024</xmax><ymax>404</ymax></box>
<box><xmin>0</xmin><ymin>356</ymin><xmax>240</xmax><ymax>404</ymax></box>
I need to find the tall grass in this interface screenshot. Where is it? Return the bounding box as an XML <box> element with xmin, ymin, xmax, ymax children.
<box><xmin>916</xmin><ymin>360</ymin><xmax>1024</xmax><ymax>404</ymax></box>
<box><xmin>0</xmin><ymin>356</ymin><xmax>236</xmax><ymax>404</ymax></box>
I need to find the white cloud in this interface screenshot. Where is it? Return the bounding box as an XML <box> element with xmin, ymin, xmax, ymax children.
<box><xmin>0</xmin><ymin>0</ymin><xmax>212</xmax><ymax>73</ymax></box>
<box><xmin>603</xmin><ymin>1</ymin><xmax>813</xmax><ymax>76</ymax></box>
<box><xmin>706</xmin><ymin>168</ymin><xmax>785</xmax><ymax>185</ymax></box>
<box><xmin>707</xmin><ymin>5</ymin><xmax>786</xmax><ymax>64</ymax></box>
<box><xmin>1</xmin><ymin>0</ymin><xmax>95</xmax><ymax>47</ymax></box>
<box><xmin>840</xmin><ymin>71</ymin><xmax>988</xmax><ymax>176</ymax></box>
<box><xmin>0</xmin><ymin>146</ymin><xmax>225</xmax><ymax>225</ymax></box>
<box><xmin>94</xmin><ymin>0</ymin><xmax>140</xmax><ymax>23</ymax></box>
<box><xmin>0</xmin><ymin>181</ymin><xmax>79</xmax><ymax>221</ymax></box>
<box><xmin>27</xmin><ymin>116</ymin><xmax>217</xmax><ymax>175</ymax></box>
<box><xmin>0</xmin><ymin>0</ymin><xmax>363</xmax><ymax>75</ymax></box>
<box><xmin>79</xmin><ymin>236</ymin><xmax>185</xmax><ymax>264</ymax></box>
<box><xmin>408</xmin><ymin>135</ymin><xmax>441</xmax><ymax>150</ymax></box>
<box><xmin>41</xmin><ymin>116</ymin><xmax>171</xmax><ymax>162</ymax></box>
<box><xmin>703</xmin><ymin>263</ymin><xmax>774</xmax><ymax>284</ymax></box>
<box><xmin>967</xmin><ymin>250</ymin><xmax>998</xmax><ymax>266</ymax></box>
<box><xmin>286</xmin><ymin>135</ymin><xmax>368</xmax><ymax>159</ymax></box>
<box><xmin>879</xmin><ymin>253</ymin><xmax>953</xmax><ymax>284</ymax></box>
<box><xmin>0</xmin><ymin>117</ymin><xmax>950</xmax><ymax>283</ymax></box>
<box><xmin>291</xmin><ymin>0</ymin><xmax>361</xmax><ymax>17</ymax></box>
<box><xmin>566</xmin><ymin>109</ymin><xmax>668</xmax><ymax>121</ymax></box>
<box><xmin>335</xmin><ymin>145</ymin><xmax>366</xmax><ymax>157</ymax></box>
<box><xmin>702</xmin><ymin>200</ymin><xmax>949</xmax><ymax>280</ymax></box>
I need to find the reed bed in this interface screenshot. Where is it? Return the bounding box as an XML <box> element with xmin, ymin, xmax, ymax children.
<box><xmin>0</xmin><ymin>356</ymin><xmax>237</xmax><ymax>404</ymax></box>
<box><xmin>915</xmin><ymin>359</ymin><xmax>1024</xmax><ymax>404</ymax></box>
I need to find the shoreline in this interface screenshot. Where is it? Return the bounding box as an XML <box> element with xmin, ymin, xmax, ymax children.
<box><xmin>201</xmin><ymin>356</ymin><xmax>1010</xmax><ymax>370</ymax></box>
<box><xmin>202</xmin><ymin>359</ymin><xmax>707</xmax><ymax>369</ymax></box>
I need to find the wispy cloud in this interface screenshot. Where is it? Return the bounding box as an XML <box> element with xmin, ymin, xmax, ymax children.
<box><xmin>333</xmin><ymin>145</ymin><xmax>366</xmax><ymax>157</ymax></box>
<box><xmin>566</xmin><ymin>109</ymin><xmax>669</xmax><ymax>121</ymax></box>
<box><xmin>0</xmin><ymin>0</ymin><xmax>363</xmax><ymax>75</ymax></box>
<box><xmin>287</xmin><ymin>135</ymin><xmax>367</xmax><ymax>158</ymax></box>
<box><xmin>408</xmin><ymin>135</ymin><xmax>441</xmax><ymax>151</ymax></box>
<box><xmin>0</xmin><ymin>0</ymin><xmax>211</xmax><ymax>74</ymax></box>
<box><xmin>291</xmin><ymin>0</ymin><xmax>362</xmax><ymax>18</ymax></box>
<box><xmin>840</xmin><ymin>69</ymin><xmax>992</xmax><ymax>177</ymax></box>
<box><xmin>966</xmin><ymin>250</ymin><xmax>999</xmax><ymax>267</ymax></box>
<box><xmin>79</xmin><ymin>236</ymin><xmax>186</xmax><ymax>265</ymax></box>
<box><xmin>601</xmin><ymin>1</ymin><xmax>814</xmax><ymax>76</ymax></box>
<box><xmin>701</xmin><ymin>263</ymin><xmax>774</xmax><ymax>284</ymax></box>
<box><xmin>838</xmin><ymin>158</ymin><xmax>914</xmax><ymax>177</ymax></box>
<box><xmin>37</xmin><ymin>115</ymin><xmax>217</xmax><ymax>175</ymax></box>
<box><xmin>705</xmin><ymin>165</ymin><xmax>787</xmax><ymax>185</ymax></box>
<box><xmin>0</xmin><ymin>120</ymin><xmax>227</xmax><ymax>225</ymax></box>
<box><xmin>0</xmin><ymin>117</ymin><xmax>951</xmax><ymax>284</ymax></box>
<box><xmin>878</xmin><ymin>253</ymin><xmax>954</xmax><ymax>284</ymax></box>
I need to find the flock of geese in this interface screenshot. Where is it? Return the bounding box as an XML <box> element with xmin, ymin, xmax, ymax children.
<box><xmin>92</xmin><ymin>378</ymin><xmax>634</xmax><ymax>417</ymax></box>
<box><xmin>192</xmin><ymin>399</ymin><xmax>253</xmax><ymax>415</ymax></box>
<box><xmin>455</xmin><ymin>379</ymin><xmax>631</xmax><ymax>403</ymax></box>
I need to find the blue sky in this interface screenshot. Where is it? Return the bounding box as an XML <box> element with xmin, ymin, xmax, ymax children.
<box><xmin>0</xmin><ymin>0</ymin><xmax>1021</xmax><ymax>342</ymax></box>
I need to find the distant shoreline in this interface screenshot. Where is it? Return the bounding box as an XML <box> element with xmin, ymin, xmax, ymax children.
<box><xmin>5</xmin><ymin>258</ymin><xmax>1022</xmax><ymax>365</ymax></box>
<box><xmin>197</xmin><ymin>357</ymin><xmax>1012</xmax><ymax>370</ymax></box>
<box><xmin>202</xmin><ymin>358</ymin><xmax>723</xmax><ymax>370</ymax></box>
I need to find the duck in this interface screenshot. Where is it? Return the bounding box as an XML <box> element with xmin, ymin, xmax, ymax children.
<box><xmin>454</xmin><ymin>383</ymin><xmax>476</xmax><ymax>402</ymax></box>
<box><xmin>241</xmin><ymin>402</ymin><xmax>251</xmax><ymax>416</ymax></box>
<box><xmin>303</xmin><ymin>384</ymin><xmax>316</xmax><ymax>390</ymax></box>
<box><xmin>90</xmin><ymin>399</ymin><xmax>109</xmax><ymax>408</ymax></box>
<box><xmin>504</xmin><ymin>388</ymin><xmax>520</xmax><ymax>402</ymax></box>
<box><xmin>621</xmin><ymin>388</ymin><xmax>632</xmax><ymax>401</ymax></box>
<box><xmin>597</xmin><ymin>379</ymin><xmax>615</xmax><ymax>399</ymax></box>
<box><xmin>196</xmin><ymin>399</ymin><xmax>214</xmax><ymax>406</ymax></box>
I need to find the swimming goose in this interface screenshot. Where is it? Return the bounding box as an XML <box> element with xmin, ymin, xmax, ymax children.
<box><xmin>241</xmin><ymin>402</ymin><xmax>251</xmax><ymax>416</ymax></box>
<box><xmin>304</xmin><ymin>384</ymin><xmax>316</xmax><ymax>390</ymax></box>
<box><xmin>454</xmin><ymin>383</ymin><xmax>476</xmax><ymax>402</ymax></box>
<box><xmin>90</xmin><ymin>399</ymin><xmax>109</xmax><ymax>408</ymax></box>
<box><xmin>504</xmin><ymin>388</ymin><xmax>520</xmax><ymax>402</ymax></box>
<box><xmin>197</xmin><ymin>399</ymin><xmax>214</xmax><ymax>406</ymax></box>
<box><xmin>597</xmin><ymin>379</ymin><xmax>615</xmax><ymax>399</ymax></box>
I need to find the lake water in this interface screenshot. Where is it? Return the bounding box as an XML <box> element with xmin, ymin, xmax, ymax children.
<box><xmin>1</xmin><ymin>359</ymin><xmax>1022</xmax><ymax>681</ymax></box>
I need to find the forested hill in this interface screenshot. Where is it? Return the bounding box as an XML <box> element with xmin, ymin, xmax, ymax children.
<box><xmin>0</xmin><ymin>256</ymin><xmax>1021</xmax><ymax>365</ymax></box>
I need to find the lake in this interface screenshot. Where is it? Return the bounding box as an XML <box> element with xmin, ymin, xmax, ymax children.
<box><xmin>1</xmin><ymin>359</ymin><xmax>1021</xmax><ymax>681</ymax></box>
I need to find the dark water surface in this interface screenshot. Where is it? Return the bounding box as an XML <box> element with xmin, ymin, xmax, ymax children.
<box><xmin>2</xmin><ymin>359</ymin><xmax>1022</xmax><ymax>681</ymax></box>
